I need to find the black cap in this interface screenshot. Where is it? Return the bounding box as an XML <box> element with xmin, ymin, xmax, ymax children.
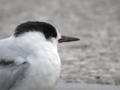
<box><xmin>14</xmin><ymin>21</ymin><xmax>57</xmax><ymax>39</ymax></box>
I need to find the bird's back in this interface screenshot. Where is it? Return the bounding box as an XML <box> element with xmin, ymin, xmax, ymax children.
<box><xmin>0</xmin><ymin>37</ymin><xmax>26</xmax><ymax>63</ymax></box>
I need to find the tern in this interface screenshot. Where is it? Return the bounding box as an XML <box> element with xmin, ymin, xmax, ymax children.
<box><xmin>0</xmin><ymin>21</ymin><xmax>79</xmax><ymax>90</ymax></box>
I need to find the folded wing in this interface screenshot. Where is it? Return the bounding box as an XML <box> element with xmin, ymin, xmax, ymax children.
<box><xmin>0</xmin><ymin>60</ymin><xmax>29</xmax><ymax>90</ymax></box>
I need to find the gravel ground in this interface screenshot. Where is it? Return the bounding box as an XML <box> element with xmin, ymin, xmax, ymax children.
<box><xmin>54</xmin><ymin>82</ymin><xmax>120</xmax><ymax>90</ymax></box>
<box><xmin>0</xmin><ymin>0</ymin><xmax>120</xmax><ymax>85</ymax></box>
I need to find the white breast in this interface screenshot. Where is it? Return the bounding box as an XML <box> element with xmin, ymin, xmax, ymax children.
<box><xmin>12</xmin><ymin>34</ymin><xmax>61</xmax><ymax>90</ymax></box>
<box><xmin>13</xmin><ymin>50</ymin><xmax>61</xmax><ymax>90</ymax></box>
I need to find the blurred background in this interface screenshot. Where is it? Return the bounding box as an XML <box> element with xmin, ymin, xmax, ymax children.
<box><xmin>0</xmin><ymin>0</ymin><xmax>120</xmax><ymax>86</ymax></box>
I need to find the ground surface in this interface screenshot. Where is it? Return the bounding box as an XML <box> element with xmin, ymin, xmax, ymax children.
<box><xmin>0</xmin><ymin>0</ymin><xmax>120</xmax><ymax>85</ymax></box>
<box><xmin>54</xmin><ymin>82</ymin><xmax>120</xmax><ymax>90</ymax></box>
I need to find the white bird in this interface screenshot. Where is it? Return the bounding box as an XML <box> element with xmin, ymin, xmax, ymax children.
<box><xmin>0</xmin><ymin>21</ymin><xmax>79</xmax><ymax>90</ymax></box>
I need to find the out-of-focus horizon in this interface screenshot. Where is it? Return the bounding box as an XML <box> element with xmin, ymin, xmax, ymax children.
<box><xmin>0</xmin><ymin>0</ymin><xmax>120</xmax><ymax>85</ymax></box>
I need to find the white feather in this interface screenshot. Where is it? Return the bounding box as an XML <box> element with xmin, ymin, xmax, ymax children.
<box><xmin>0</xmin><ymin>32</ymin><xmax>61</xmax><ymax>90</ymax></box>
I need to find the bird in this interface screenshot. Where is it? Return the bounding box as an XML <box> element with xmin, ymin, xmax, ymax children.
<box><xmin>0</xmin><ymin>21</ymin><xmax>79</xmax><ymax>90</ymax></box>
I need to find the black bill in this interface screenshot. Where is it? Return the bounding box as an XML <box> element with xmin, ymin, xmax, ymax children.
<box><xmin>58</xmin><ymin>35</ymin><xmax>80</xmax><ymax>43</ymax></box>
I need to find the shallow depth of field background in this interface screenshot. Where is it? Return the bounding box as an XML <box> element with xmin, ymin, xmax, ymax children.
<box><xmin>0</xmin><ymin>0</ymin><xmax>120</xmax><ymax>85</ymax></box>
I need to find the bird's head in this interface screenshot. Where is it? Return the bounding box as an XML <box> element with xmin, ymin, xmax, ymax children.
<box><xmin>14</xmin><ymin>21</ymin><xmax>80</xmax><ymax>46</ymax></box>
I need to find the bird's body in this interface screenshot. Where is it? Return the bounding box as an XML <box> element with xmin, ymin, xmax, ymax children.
<box><xmin>0</xmin><ymin>21</ymin><xmax>79</xmax><ymax>90</ymax></box>
<box><xmin>0</xmin><ymin>32</ymin><xmax>61</xmax><ymax>90</ymax></box>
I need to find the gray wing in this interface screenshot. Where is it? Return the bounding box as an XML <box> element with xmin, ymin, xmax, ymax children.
<box><xmin>0</xmin><ymin>61</ymin><xmax>29</xmax><ymax>90</ymax></box>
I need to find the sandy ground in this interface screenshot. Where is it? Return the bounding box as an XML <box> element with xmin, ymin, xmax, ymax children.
<box><xmin>0</xmin><ymin>0</ymin><xmax>120</xmax><ymax>85</ymax></box>
<box><xmin>54</xmin><ymin>82</ymin><xmax>120</xmax><ymax>90</ymax></box>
